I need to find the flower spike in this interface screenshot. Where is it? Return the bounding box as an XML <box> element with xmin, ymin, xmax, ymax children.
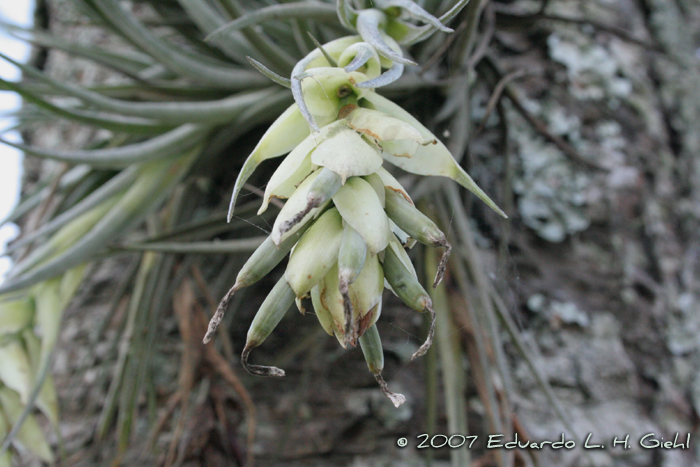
<box><xmin>208</xmin><ymin>11</ymin><xmax>508</xmax><ymax>410</ymax></box>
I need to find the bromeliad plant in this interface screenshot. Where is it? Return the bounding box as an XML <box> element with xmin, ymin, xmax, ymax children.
<box><xmin>0</xmin><ymin>0</ymin><xmax>511</xmax><ymax>462</ymax></box>
<box><xmin>203</xmin><ymin>5</ymin><xmax>507</xmax><ymax>406</ymax></box>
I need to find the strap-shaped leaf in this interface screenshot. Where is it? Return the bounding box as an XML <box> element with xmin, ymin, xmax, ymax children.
<box><xmin>0</xmin><ymin>266</ymin><xmax>84</xmax><ymax>460</ymax></box>
<box><xmin>1</xmin><ymin>23</ymin><xmax>154</xmax><ymax>78</ymax></box>
<box><xmin>209</xmin><ymin>0</ymin><xmax>297</xmax><ymax>71</ymax></box>
<box><xmin>0</xmin><ymin>342</ymin><xmax>33</xmax><ymax>405</ymax></box>
<box><xmin>118</xmin><ymin>236</ymin><xmax>265</xmax><ymax>254</ymax></box>
<box><xmin>0</xmin><ymin>78</ymin><xmax>169</xmax><ymax>134</ymax></box>
<box><xmin>83</xmin><ymin>0</ymin><xmax>267</xmax><ymax>89</ymax></box>
<box><xmin>20</xmin><ymin>331</ymin><xmax>59</xmax><ymax>428</ymax></box>
<box><xmin>0</xmin><ymin>166</ymin><xmax>91</xmax><ymax>226</ymax></box>
<box><xmin>207</xmin><ymin>3</ymin><xmax>338</xmax><ymax>40</ymax></box>
<box><xmin>0</xmin><ymin>388</ymin><xmax>53</xmax><ymax>463</ymax></box>
<box><xmin>0</xmin><ymin>124</ymin><xmax>207</xmax><ymax>168</ymax></box>
<box><xmin>0</xmin><ymin>54</ymin><xmax>278</xmax><ymax>123</ymax></box>
<box><xmin>6</xmin><ymin>167</ymin><xmax>137</xmax><ymax>254</ymax></box>
<box><xmin>0</xmin><ymin>152</ymin><xmax>198</xmax><ymax>294</ymax></box>
<box><xmin>175</xmin><ymin>0</ymin><xmax>253</xmax><ymax>63</ymax></box>
<box><xmin>0</xmin><ymin>297</ymin><xmax>33</xmax><ymax>335</ymax></box>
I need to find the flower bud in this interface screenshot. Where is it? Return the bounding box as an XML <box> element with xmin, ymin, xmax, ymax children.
<box><xmin>241</xmin><ymin>277</ymin><xmax>296</xmax><ymax>377</ymax></box>
<box><xmin>311</xmin><ymin>252</ymin><xmax>383</xmax><ymax>348</ymax></box>
<box><xmin>285</xmin><ymin>208</ymin><xmax>344</xmax><ymax>298</ymax></box>
<box><xmin>382</xmin><ymin>236</ymin><xmax>435</xmax><ymax>359</ymax></box>
<box><xmin>337</xmin><ymin>224</ymin><xmax>368</xmax><ymax>346</ymax></box>
<box><xmin>332</xmin><ymin>176</ymin><xmax>391</xmax><ymax>254</ymax></box>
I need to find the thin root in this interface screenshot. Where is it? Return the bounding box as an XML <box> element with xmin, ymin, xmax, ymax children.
<box><xmin>241</xmin><ymin>345</ymin><xmax>286</xmax><ymax>377</ymax></box>
<box><xmin>411</xmin><ymin>301</ymin><xmax>436</xmax><ymax>360</ymax></box>
<box><xmin>203</xmin><ymin>282</ymin><xmax>240</xmax><ymax>344</ymax></box>
<box><xmin>433</xmin><ymin>238</ymin><xmax>452</xmax><ymax>288</ymax></box>
<box><xmin>374</xmin><ymin>372</ymin><xmax>406</xmax><ymax>407</ymax></box>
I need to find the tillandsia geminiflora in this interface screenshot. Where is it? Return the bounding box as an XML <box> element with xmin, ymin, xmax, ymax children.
<box><xmin>203</xmin><ymin>0</ymin><xmax>507</xmax><ymax>408</ymax></box>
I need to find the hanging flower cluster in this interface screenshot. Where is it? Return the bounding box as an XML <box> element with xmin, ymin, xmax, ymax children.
<box><xmin>204</xmin><ymin>0</ymin><xmax>506</xmax><ymax>407</ymax></box>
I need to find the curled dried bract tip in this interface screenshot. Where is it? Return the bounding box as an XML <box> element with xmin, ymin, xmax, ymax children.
<box><xmin>241</xmin><ymin>345</ymin><xmax>285</xmax><ymax>377</ymax></box>
<box><xmin>433</xmin><ymin>239</ymin><xmax>452</xmax><ymax>288</ymax></box>
<box><xmin>411</xmin><ymin>301</ymin><xmax>436</xmax><ymax>360</ymax></box>
<box><xmin>374</xmin><ymin>373</ymin><xmax>406</xmax><ymax>407</ymax></box>
<box><xmin>203</xmin><ymin>282</ymin><xmax>240</xmax><ymax>344</ymax></box>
